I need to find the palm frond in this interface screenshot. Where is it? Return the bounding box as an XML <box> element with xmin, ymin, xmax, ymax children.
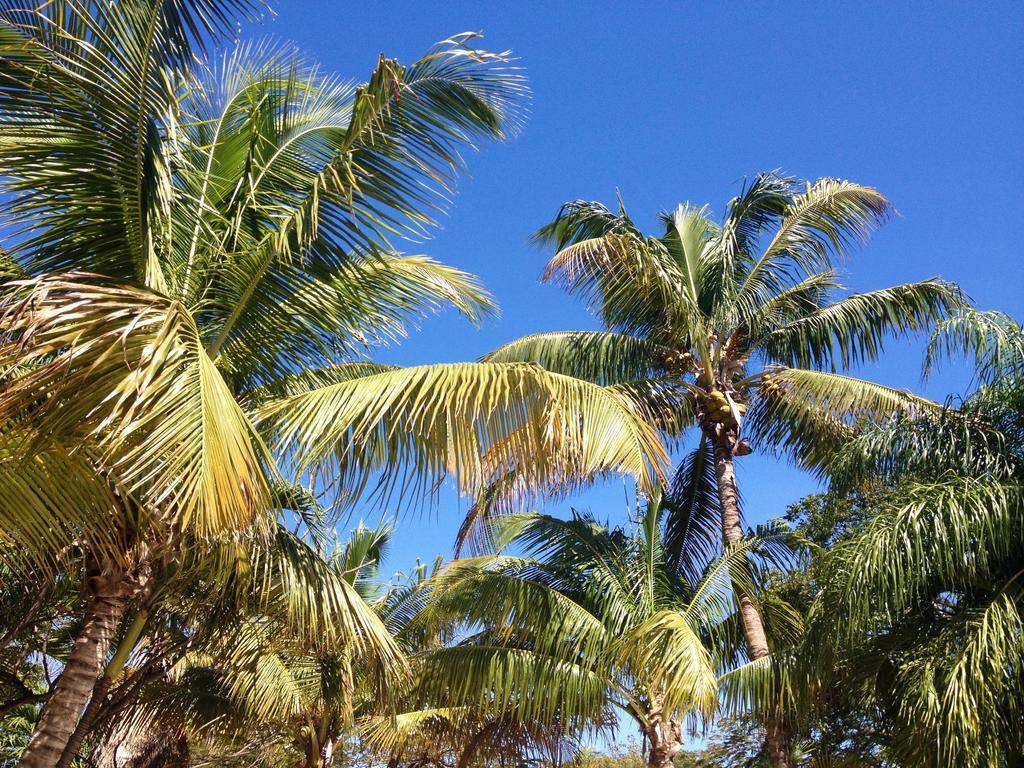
<box><xmin>659</xmin><ymin>203</ymin><xmax>717</xmax><ymax>314</ymax></box>
<box><xmin>762</xmin><ymin>280</ymin><xmax>963</xmax><ymax>370</ymax></box>
<box><xmin>493</xmin><ymin>513</ymin><xmax>644</xmax><ymax>636</ymax></box>
<box><xmin>428</xmin><ymin>555</ymin><xmax>609</xmax><ymax>664</ymax></box>
<box><xmin>251</xmin><ymin>528</ymin><xmax>406</xmax><ymax>672</ymax></box>
<box><xmin>829</xmin><ymin>407</ymin><xmax>1016</xmax><ymax>493</ymax></box>
<box><xmin>662</xmin><ymin>438</ymin><xmax>721</xmax><ymax>583</ymax></box>
<box><xmin>454</xmin><ymin>470</ymin><xmax>525</xmax><ymax>556</ymax></box>
<box><xmin>718</xmin><ymin>172</ymin><xmax>793</xmax><ymax>281</ymax></box>
<box><xmin>717</xmin><ymin>655</ymin><xmax>789</xmax><ymax>718</ymax></box>
<box><xmin>358</xmin><ymin>706</ymin><xmax>472</xmax><ymax>754</ymax></box>
<box><xmin>894</xmin><ymin>589</ymin><xmax>1024</xmax><ymax>766</ymax></box>
<box><xmin>607</xmin><ymin>378</ymin><xmax>696</xmax><ymax>445</ymax></box>
<box><xmin>924</xmin><ymin>308</ymin><xmax>1024</xmax><ymax>383</ymax></box>
<box><xmin>532</xmin><ymin>199</ymin><xmax>639</xmax><ymax>250</ymax></box>
<box><xmin>242</xmin><ymin>363</ymin><xmax>399</xmax><ymax>408</ymax></box>
<box><xmin>0</xmin><ymin>442</ymin><xmax>120</xmax><ymax>574</ymax></box>
<box><xmin>735</xmin><ymin>269</ymin><xmax>843</xmax><ymax>333</ymax></box>
<box><xmin>747</xmin><ymin>368</ymin><xmax>941</xmax><ymax>470</ymax></box>
<box><xmin>539</xmin><ymin>211</ymin><xmax>689</xmax><ymax>338</ymax></box>
<box><xmin>0</xmin><ymin>0</ymin><xmax>266</xmax><ymax>282</ymax></box>
<box><xmin>614</xmin><ymin>609</ymin><xmax>718</xmax><ymax>717</ymax></box>
<box><xmin>415</xmin><ymin>644</ymin><xmax>608</xmax><ymax>727</ymax></box>
<box><xmin>482</xmin><ymin>331</ymin><xmax>665</xmax><ymax>386</ymax></box>
<box><xmin>0</xmin><ymin>273</ymin><xmax>271</xmax><ymax>537</ymax></box>
<box><xmin>206</xmin><ymin>252</ymin><xmax>497</xmax><ymax>388</ymax></box>
<box><xmin>738</xmin><ymin>179</ymin><xmax>892</xmax><ymax>304</ymax></box>
<box><xmin>816</xmin><ymin>477</ymin><xmax>1023</xmax><ymax>636</ymax></box>
<box><xmin>814</xmin><ymin>478</ymin><xmax>1024</xmax><ymax>767</ymax></box>
<box><xmin>257</xmin><ymin>362</ymin><xmax>668</xmax><ymax>509</ymax></box>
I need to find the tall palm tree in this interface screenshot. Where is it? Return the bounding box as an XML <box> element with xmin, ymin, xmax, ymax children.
<box><xmin>0</xmin><ymin>2</ymin><xmax>667</xmax><ymax>764</ymax></box>
<box><xmin>809</xmin><ymin>309</ymin><xmax>1024</xmax><ymax>767</ymax></box>
<box><xmin>413</xmin><ymin>505</ymin><xmax>791</xmax><ymax>768</ymax></box>
<box><xmin>481</xmin><ymin>173</ymin><xmax>963</xmax><ymax>766</ymax></box>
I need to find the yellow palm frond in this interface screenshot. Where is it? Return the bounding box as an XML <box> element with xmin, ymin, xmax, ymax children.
<box><xmin>358</xmin><ymin>706</ymin><xmax>472</xmax><ymax>754</ymax></box>
<box><xmin>0</xmin><ymin>440</ymin><xmax>121</xmax><ymax>573</ymax></box>
<box><xmin>747</xmin><ymin>368</ymin><xmax>941</xmax><ymax>470</ymax></box>
<box><xmin>254</xmin><ymin>528</ymin><xmax>408</xmax><ymax>674</ymax></box>
<box><xmin>771</xmin><ymin>368</ymin><xmax>941</xmax><ymax>421</ymax></box>
<box><xmin>0</xmin><ymin>273</ymin><xmax>271</xmax><ymax>538</ymax></box>
<box><xmin>257</xmin><ymin>362</ymin><xmax>668</xmax><ymax>507</ymax></box>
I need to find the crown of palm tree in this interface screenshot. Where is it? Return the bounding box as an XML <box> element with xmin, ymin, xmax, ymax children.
<box><xmin>0</xmin><ymin>0</ymin><xmax>668</xmax><ymax>566</ymax></box>
<box><xmin>481</xmin><ymin>172</ymin><xmax>963</xmax><ymax>573</ymax></box>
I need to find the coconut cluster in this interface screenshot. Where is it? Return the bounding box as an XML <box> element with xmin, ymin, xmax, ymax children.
<box><xmin>663</xmin><ymin>349</ymin><xmax>696</xmax><ymax>376</ymax></box>
<box><xmin>701</xmin><ymin>389</ymin><xmax>746</xmax><ymax>427</ymax></box>
<box><xmin>758</xmin><ymin>374</ymin><xmax>784</xmax><ymax>398</ymax></box>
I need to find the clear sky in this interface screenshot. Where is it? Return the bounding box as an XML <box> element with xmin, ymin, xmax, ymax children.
<box><xmin>250</xmin><ymin>1</ymin><xmax>1024</xmax><ymax>574</ymax></box>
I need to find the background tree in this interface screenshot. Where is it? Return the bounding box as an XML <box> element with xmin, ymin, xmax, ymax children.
<box><xmin>808</xmin><ymin>310</ymin><xmax>1024</xmax><ymax>767</ymax></box>
<box><xmin>701</xmin><ymin>489</ymin><xmax>897</xmax><ymax>768</ymax></box>
<box><xmin>716</xmin><ymin>310</ymin><xmax>1024</xmax><ymax>768</ymax></box>
<box><xmin>414</xmin><ymin>503</ymin><xmax>797</xmax><ymax>768</ymax></box>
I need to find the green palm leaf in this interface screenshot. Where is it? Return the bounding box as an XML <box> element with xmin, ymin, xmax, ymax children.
<box><xmin>748</xmin><ymin>368</ymin><xmax>942</xmax><ymax>469</ymax></box>
<box><xmin>762</xmin><ymin>280</ymin><xmax>963</xmax><ymax>369</ymax></box>
<box><xmin>739</xmin><ymin>179</ymin><xmax>892</xmax><ymax>303</ymax></box>
<box><xmin>662</xmin><ymin>437</ymin><xmax>721</xmax><ymax>582</ymax></box>
<box><xmin>925</xmin><ymin>308</ymin><xmax>1024</xmax><ymax>382</ymax></box>
<box><xmin>0</xmin><ymin>443</ymin><xmax>121</xmax><ymax>574</ymax></box>
<box><xmin>482</xmin><ymin>330</ymin><xmax>665</xmax><ymax>385</ymax></box>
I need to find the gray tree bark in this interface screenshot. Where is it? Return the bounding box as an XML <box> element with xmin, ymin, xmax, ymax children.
<box><xmin>18</xmin><ymin>572</ymin><xmax>128</xmax><ymax>768</ymax></box>
<box><xmin>712</xmin><ymin>433</ymin><xmax>795</xmax><ymax>768</ymax></box>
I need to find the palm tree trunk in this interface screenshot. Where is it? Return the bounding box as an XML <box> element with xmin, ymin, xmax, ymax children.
<box><xmin>645</xmin><ymin>694</ymin><xmax>681</xmax><ymax>768</ymax></box>
<box><xmin>711</xmin><ymin>433</ymin><xmax>795</xmax><ymax>768</ymax></box>
<box><xmin>19</xmin><ymin>571</ymin><xmax>128</xmax><ymax>768</ymax></box>
<box><xmin>54</xmin><ymin>676</ymin><xmax>109</xmax><ymax>768</ymax></box>
<box><xmin>56</xmin><ymin>607</ymin><xmax>152</xmax><ymax>768</ymax></box>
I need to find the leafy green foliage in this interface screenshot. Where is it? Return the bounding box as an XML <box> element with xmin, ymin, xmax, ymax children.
<box><xmin>404</xmin><ymin>504</ymin><xmax>805</xmax><ymax>768</ymax></box>
<box><xmin>800</xmin><ymin>314</ymin><xmax>1024</xmax><ymax>767</ymax></box>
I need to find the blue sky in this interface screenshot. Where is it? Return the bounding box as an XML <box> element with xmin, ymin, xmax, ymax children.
<box><xmin>253</xmin><ymin>1</ymin><xmax>1023</xmax><ymax>573</ymax></box>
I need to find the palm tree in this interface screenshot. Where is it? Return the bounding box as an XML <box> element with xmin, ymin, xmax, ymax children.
<box><xmin>102</xmin><ymin>514</ymin><xmax>417</xmax><ymax>768</ymax></box>
<box><xmin>361</xmin><ymin>550</ymin><xmax>588</xmax><ymax>768</ymax></box>
<box><xmin>481</xmin><ymin>173</ymin><xmax>963</xmax><ymax>766</ymax></box>
<box><xmin>413</xmin><ymin>504</ymin><xmax>790</xmax><ymax>768</ymax></box>
<box><xmin>0</xmin><ymin>2</ymin><xmax>667</xmax><ymax>764</ymax></box>
<box><xmin>85</xmin><ymin>521</ymin><xmax>400</xmax><ymax>768</ymax></box>
<box><xmin>809</xmin><ymin>309</ymin><xmax>1024</xmax><ymax>767</ymax></box>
